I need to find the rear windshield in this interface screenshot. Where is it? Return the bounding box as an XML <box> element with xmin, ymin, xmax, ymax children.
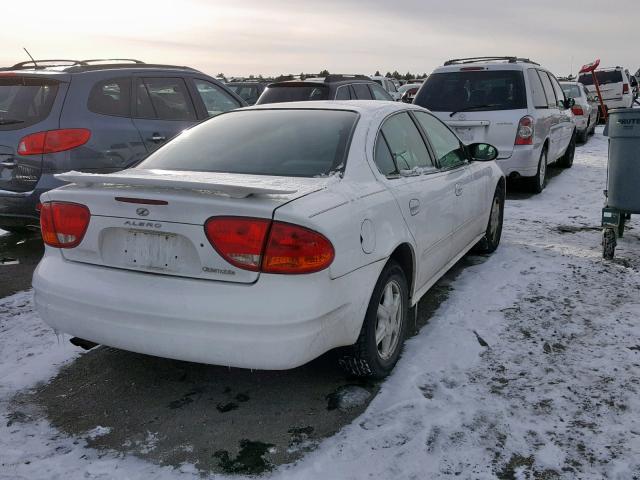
<box><xmin>414</xmin><ymin>70</ymin><xmax>526</xmax><ymax>112</ymax></box>
<box><xmin>561</xmin><ymin>84</ymin><xmax>582</xmax><ymax>98</ymax></box>
<box><xmin>0</xmin><ymin>77</ymin><xmax>59</xmax><ymax>130</ymax></box>
<box><xmin>578</xmin><ymin>70</ymin><xmax>623</xmax><ymax>86</ymax></box>
<box><xmin>137</xmin><ymin>109</ymin><xmax>357</xmax><ymax>177</ymax></box>
<box><xmin>256</xmin><ymin>84</ymin><xmax>330</xmax><ymax>104</ymax></box>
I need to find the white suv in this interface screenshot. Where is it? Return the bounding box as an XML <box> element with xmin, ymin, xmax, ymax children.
<box><xmin>414</xmin><ymin>57</ymin><xmax>577</xmax><ymax>193</ymax></box>
<box><xmin>577</xmin><ymin>66</ymin><xmax>635</xmax><ymax>111</ymax></box>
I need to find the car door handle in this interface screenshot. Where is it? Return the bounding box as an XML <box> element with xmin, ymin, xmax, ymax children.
<box><xmin>409</xmin><ymin>199</ymin><xmax>420</xmax><ymax>216</ymax></box>
<box><xmin>0</xmin><ymin>160</ymin><xmax>15</xmax><ymax>168</ymax></box>
<box><xmin>455</xmin><ymin>183</ymin><xmax>463</xmax><ymax>196</ymax></box>
<box><xmin>149</xmin><ymin>134</ymin><xmax>166</xmax><ymax>143</ymax></box>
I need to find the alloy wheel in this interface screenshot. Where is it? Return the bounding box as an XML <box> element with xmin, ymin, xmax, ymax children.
<box><xmin>375</xmin><ymin>280</ymin><xmax>403</xmax><ymax>360</ymax></box>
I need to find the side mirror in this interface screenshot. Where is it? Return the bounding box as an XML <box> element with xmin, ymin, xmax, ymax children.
<box><xmin>563</xmin><ymin>97</ymin><xmax>575</xmax><ymax>109</ymax></box>
<box><xmin>468</xmin><ymin>143</ymin><xmax>498</xmax><ymax>162</ymax></box>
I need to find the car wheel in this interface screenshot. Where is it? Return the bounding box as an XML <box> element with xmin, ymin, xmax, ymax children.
<box><xmin>557</xmin><ymin>132</ymin><xmax>576</xmax><ymax>169</ymax></box>
<box><xmin>527</xmin><ymin>147</ymin><xmax>548</xmax><ymax>194</ymax></box>
<box><xmin>339</xmin><ymin>260</ymin><xmax>408</xmax><ymax>379</ymax></box>
<box><xmin>589</xmin><ymin>114</ymin><xmax>598</xmax><ymax>135</ymax></box>
<box><xmin>473</xmin><ymin>183</ymin><xmax>505</xmax><ymax>254</ymax></box>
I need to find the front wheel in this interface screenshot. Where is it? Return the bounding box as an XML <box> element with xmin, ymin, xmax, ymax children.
<box><xmin>474</xmin><ymin>183</ymin><xmax>505</xmax><ymax>254</ymax></box>
<box><xmin>339</xmin><ymin>260</ymin><xmax>408</xmax><ymax>379</ymax></box>
<box><xmin>556</xmin><ymin>132</ymin><xmax>576</xmax><ymax>168</ymax></box>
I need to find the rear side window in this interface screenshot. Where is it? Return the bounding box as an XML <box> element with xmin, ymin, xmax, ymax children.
<box><xmin>193</xmin><ymin>79</ymin><xmax>240</xmax><ymax>117</ymax></box>
<box><xmin>256</xmin><ymin>84</ymin><xmax>329</xmax><ymax>104</ymax></box>
<box><xmin>352</xmin><ymin>83</ymin><xmax>373</xmax><ymax>100</ymax></box>
<box><xmin>537</xmin><ymin>71</ymin><xmax>557</xmax><ymax>109</ymax></box>
<box><xmin>578</xmin><ymin>70</ymin><xmax>623</xmax><ymax>86</ymax></box>
<box><xmin>527</xmin><ymin>69</ymin><xmax>547</xmax><ymax>108</ymax></box>
<box><xmin>370</xmin><ymin>83</ymin><xmax>392</xmax><ymax>100</ymax></box>
<box><xmin>137</xmin><ymin>109</ymin><xmax>357</xmax><ymax>177</ymax></box>
<box><xmin>380</xmin><ymin>112</ymin><xmax>433</xmax><ymax>171</ymax></box>
<box><xmin>0</xmin><ymin>77</ymin><xmax>59</xmax><ymax>131</ymax></box>
<box><xmin>413</xmin><ymin>112</ymin><xmax>466</xmax><ymax>169</ymax></box>
<box><xmin>414</xmin><ymin>70</ymin><xmax>526</xmax><ymax>112</ymax></box>
<box><xmin>88</xmin><ymin>78</ymin><xmax>131</xmax><ymax>117</ymax></box>
<box><xmin>135</xmin><ymin>77</ymin><xmax>196</xmax><ymax>120</ymax></box>
<box><xmin>374</xmin><ymin>134</ymin><xmax>397</xmax><ymax>176</ymax></box>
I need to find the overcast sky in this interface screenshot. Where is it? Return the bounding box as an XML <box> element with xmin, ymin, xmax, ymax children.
<box><xmin>2</xmin><ymin>1</ymin><xmax>638</xmax><ymax>78</ymax></box>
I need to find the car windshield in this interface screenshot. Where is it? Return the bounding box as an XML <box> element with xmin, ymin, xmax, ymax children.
<box><xmin>561</xmin><ymin>84</ymin><xmax>582</xmax><ymax>98</ymax></box>
<box><xmin>0</xmin><ymin>76</ymin><xmax>59</xmax><ymax>130</ymax></box>
<box><xmin>256</xmin><ymin>84</ymin><xmax>330</xmax><ymax>104</ymax></box>
<box><xmin>578</xmin><ymin>70</ymin><xmax>623</xmax><ymax>86</ymax></box>
<box><xmin>137</xmin><ymin>109</ymin><xmax>358</xmax><ymax>177</ymax></box>
<box><xmin>413</xmin><ymin>70</ymin><xmax>526</xmax><ymax>112</ymax></box>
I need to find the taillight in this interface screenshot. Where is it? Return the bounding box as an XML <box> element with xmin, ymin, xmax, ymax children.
<box><xmin>204</xmin><ymin>217</ymin><xmax>334</xmax><ymax>274</ymax></box>
<box><xmin>623</xmin><ymin>83</ymin><xmax>629</xmax><ymax>94</ymax></box>
<box><xmin>40</xmin><ymin>202</ymin><xmax>90</xmax><ymax>248</ymax></box>
<box><xmin>571</xmin><ymin>106</ymin><xmax>584</xmax><ymax>116</ymax></box>
<box><xmin>262</xmin><ymin>222</ymin><xmax>334</xmax><ymax>274</ymax></box>
<box><xmin>515</xmin><ymin>116</ymin><xmax>534</xmax><ymax>145</ymax></box>
<box><xmin>18</xmin><ymin>129</ymin><xmax>91</xmax><ymax>155</ymax></box>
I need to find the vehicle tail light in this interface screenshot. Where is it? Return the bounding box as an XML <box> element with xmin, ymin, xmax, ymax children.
<box><xmin>204</xmin><ymin>217</ymin><xmax>334</xmax><ymax>274</ymax></box>
<box><xmin>18</xmin><ymin>129</ymin><xmax>91</xmax><ymax>155</ymax></box>
<box><xmin>623</xmin><ymin>83</ymin><xmax>629</xmax><ymax>94</ymax></box>
<box><xmin>262</xmin><ymin>222</ymin><xmax>334</xmax><ymax>274</ymax></box>
<box><xmin>571</xmin><ymin>106</ymin><xmax>585</xmax><ymax>116</ymax></box>
<box><xmin>515</xmin><ymin>116</ymin><xmax>534</xmax><ymax>145</ymax></box>
<box><xmin>40</xmin><ymin>202</ymin><xmax>90</xmax><ymax>248</ymax></box>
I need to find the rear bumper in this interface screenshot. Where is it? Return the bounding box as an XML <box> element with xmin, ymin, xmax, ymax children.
<box><xmin>603</xmin><ymin>97</ymin><xmax>632</xmax><ymax>110</ymax></box>
<box><xmin>33</xmin><ymin>251</ymin><xmax>382</xmax><ymax>369</ymax></box>
<box><xmin>495</xmin><ymin>145</ymin><xmax>540</xmax><ymax>178</ymax></box>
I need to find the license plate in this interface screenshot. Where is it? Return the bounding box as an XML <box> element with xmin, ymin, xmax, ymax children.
<box><xmin>123</xmin><ymin>230</ymin><xmax>180</xmax><ymax>271</ymax></box>
<box><xmin>602</xmin><ymin>208</ymin><xmax>621</xmax><ymax>229</ymax></box>
<box><xmin>455</xmin><ymin>127</ymin><xmax>474</xmax><ymax>142</ymax></box>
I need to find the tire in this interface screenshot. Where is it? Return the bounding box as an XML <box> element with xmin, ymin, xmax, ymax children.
<box><xmin>527</xmin><ymin>147</ymin><xmax>548</xmax><ymax>194</ymax></box>
<box><xmin>339</xmin><ymin>260</ymin><xmax>408</xmax><ymax>379</ymax></box>
<box><xmin>556</xmin><ymin>132</ymin><xmax>576</xmax><ymax>169</ymax></box>
<box><xmin>474</xmin><ymin>182</ymin><xmax>505</xmax><ymax>254</ymax></box>
<box><xmin>578</xmin><ymin>128</ymin><xmax>588</xmax><ymax>144</ymax></box>
<box><xmin>589</xmin><ymin>113</ymin><xmax>598</xmax><ymax>135</ymax></box>
<box><xmin>603</xmin><ymin>228</ymin><xmax>616</xmax><ymax>260</ymax></box>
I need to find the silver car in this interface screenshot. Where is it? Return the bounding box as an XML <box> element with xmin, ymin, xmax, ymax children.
<box><xmin>560</xmin><ymin>81</ymin><xmax>599</xmax><ymax>143</ymax></box>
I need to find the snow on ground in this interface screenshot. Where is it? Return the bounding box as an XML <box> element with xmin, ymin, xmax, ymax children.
<box><xmin>1</xmin><ymin>128</ymin><xmax>640</xmax><ymax>479</ymax></box>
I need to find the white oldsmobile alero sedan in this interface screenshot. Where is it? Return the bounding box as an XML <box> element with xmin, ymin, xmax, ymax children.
<box><xmin>33</xmin><ymin>101</ymin><xmax>505</xmax><ymax>378</ymax></box>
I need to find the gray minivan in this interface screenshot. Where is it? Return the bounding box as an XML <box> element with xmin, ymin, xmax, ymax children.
<box><xmin>0</xmin><ymin>59</ymin><xmax>245</xmax><ymax>232</ymax></box>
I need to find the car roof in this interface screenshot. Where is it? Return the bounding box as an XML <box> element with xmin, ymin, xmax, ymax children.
<box><xmin>0</xmin><ymin>59</ymin><xmax>200</xmax><ymax>75</ymax></box>
<box><xmin>245</xmin><ymin>100</ymin><xmax>422</xmax><ymax>114</ymax></box>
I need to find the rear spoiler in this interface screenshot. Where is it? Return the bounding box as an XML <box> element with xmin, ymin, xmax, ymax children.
<box><xmin>56</xmin><ymin>170</ymin><xmax>299</xmax><ymax>199</ymax></box>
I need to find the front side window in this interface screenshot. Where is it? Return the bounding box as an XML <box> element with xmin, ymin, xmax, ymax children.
<box><xmin>352</xmin><ymin>83</ymin><xmax>373</xmax><ymax>100</ymax></box>
<box><xmin>88</xmin><ymin>78</ymin><xmax>131</xmax><ymax>117</ymax></box>
<box><xmin>370</xmin><ymin>83</ymin><xmax>392</xmax><ymax>100</ymax></box>
<box><xmin>335</xmin><ymin>85</ymin><xmax>351</xmax><ymax>100</ymax></box>
<box><xmin>194</xmin><ymin>79</ymin><xmax>240</xmax><ymax>117</ymax></box>
<box><xmin>413</xmin><ymin>112</ymin><xmax>466</xmax><ymax>169</ymax></box>
<box><xmin>379</xmin><ymin>112</ymin><xmax>433</xmax><ymax>171</ymax></box>
<box><xmin>135</xmin><ymin>77</ymin><xmax>196</xmax><ymax>120</ymax></box>
<box><xmin>137</xmin><ymin>109</ymin><xmax>357</xmax><ymax>177</ymax></box>
<box><xmin>414</xmin><ymin>70</ymin><xmax>526</xmax><ymax>112</ymax></box>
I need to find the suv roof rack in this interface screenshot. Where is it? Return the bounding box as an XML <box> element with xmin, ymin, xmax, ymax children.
<box><xmin>443</xmin><ymin>56</ymin><xmax>540</xmax><ymax>66</ymax></box>
<box><xmin>3</xmin><ymin>58</ymin><xmax>198</xmax><ymax>73</ymax></box>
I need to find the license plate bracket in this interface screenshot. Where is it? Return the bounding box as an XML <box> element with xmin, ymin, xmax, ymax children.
<box><xmin>124</xmin><ymin>229</ymin><xmax>180</xmax><ymax>271</ymax></box>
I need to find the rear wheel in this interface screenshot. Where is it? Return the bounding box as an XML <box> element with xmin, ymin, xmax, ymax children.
<box><xmin>339</xmin><ymin>260</ymin><xmax>408</xmax><ymax>379</ymax></box>
<box><xmin>527</xmin><ymin>148</ymin><xmax>548</xmax><ymax>194</ymax></box>
<box><xmin>578</xmin><ymin>125</ymin><xmax>589</xmax><ymax>143</ymax></box>
<box><xmin>557</xmin><ymin>132</ymin><xmax>576</xmax><ymax>168</ymax></box>
<box><xmin>474</xmin><ymin>183</ymin><xmax>505</xmax><ymax>254</ymax></box>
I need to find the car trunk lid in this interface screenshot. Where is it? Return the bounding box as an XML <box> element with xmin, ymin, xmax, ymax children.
<box><xmin>44</xmin><ymin>169</ymin><xmax>331</xmax><ymax>284</ymax></box>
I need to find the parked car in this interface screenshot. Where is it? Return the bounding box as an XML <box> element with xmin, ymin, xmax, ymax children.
<box><xmin>225</xmin><ymin>80</ymin><xmax>268</xmax><ymax>105</ymax></box>
<box><xmin>0</xmin><ymin>58</ymin><xmax>246</xmax><ymax>232</ymax></box>
<box><xmin>560</xmin><ymin>81</ymin><xmax>599</xmax><ymax>142</ymax></box>
<box><xmin>370</xmin><ymin>76</ymin><xmax>401</xmax><ymax>100</ymax></box>
<box><xmin>577</xmin><ymin>66</ymin><xmax>635</xmax><ymax>111</ymax></box>
<box><xmin>33</xmin><ymin>101</ymin><xmax>505</xmax><ymax>378</ymax></box>
<box><xmin>256</xmin><ymin>75</ymin><xmax>392</xmax><ymax>104</ymax></box>
<box><xmin>629</xmin><ymin>75</ymin><xmax>639</xmax><ymax>101</ymax></box>
<box><xmin>398</xmin><ymin>83</ymin><xmax>421</xmax><ymax>103</ymax></box>
<box><xmin>413</xmin><ymin>56</ymin><xmax>577</xmax><ymax>193</ymax></box>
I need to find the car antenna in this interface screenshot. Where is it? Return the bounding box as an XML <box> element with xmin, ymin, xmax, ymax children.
<box><xmin>23</xmin><ymin>47</ymin><xmax>38</xmax><ymax>69</ymax></box>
